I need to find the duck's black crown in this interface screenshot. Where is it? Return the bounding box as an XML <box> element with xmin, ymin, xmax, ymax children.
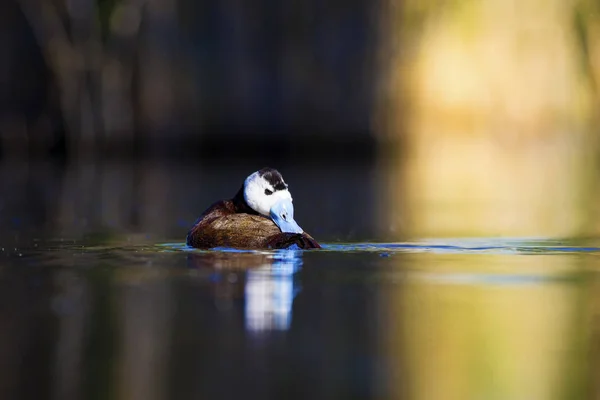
<box><xmin>258</xmin><ymin>167</ymin><xmax>288</xmax><ymax>191</ymax></box>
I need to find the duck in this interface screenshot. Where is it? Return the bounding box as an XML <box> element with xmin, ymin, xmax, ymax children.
<box><xmin>186</xmin><ymin>167</ymin><xmax>321</xmax><ymax>250</ymax></box>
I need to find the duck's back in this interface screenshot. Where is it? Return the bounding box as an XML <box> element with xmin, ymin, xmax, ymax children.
<box><xmin>186</xmin><ymin>201</ymin><xmax>320</xmax><ymax>249</ymax></box>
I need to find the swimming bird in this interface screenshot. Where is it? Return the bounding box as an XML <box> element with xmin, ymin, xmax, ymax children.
<box><xmin>186</xmin><ymin>168</ymin><xmax>321</xmax><ymax>250</ymax></box>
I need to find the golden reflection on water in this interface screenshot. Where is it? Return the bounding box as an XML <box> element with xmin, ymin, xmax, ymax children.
<box><xmin>382</xmin><ymin>254</ymin><xmax>592</xmax><ymax>400</ymax></box>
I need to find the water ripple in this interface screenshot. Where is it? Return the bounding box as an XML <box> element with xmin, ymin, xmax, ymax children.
<box><xmin>159</xmin><ymin>239</ymin><xmax>600</xmax><ymax>255</ymax></box>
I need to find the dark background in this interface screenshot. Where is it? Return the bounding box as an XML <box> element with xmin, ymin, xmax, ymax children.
<box><xmin>0</xmin><ymin>0</ymin><xmax>402</xmax><ymax>244</ymax></box>
<box><xmin>0</xmin><ymin>0</ymin><xmax>387</xmax><ymax>160</ymax></box>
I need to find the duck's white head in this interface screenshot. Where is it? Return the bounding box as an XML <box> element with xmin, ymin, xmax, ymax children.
<box><xmin>243</xmin><ymin>168</ymin><xmax>304</xmax><ymax>234</ymax></box>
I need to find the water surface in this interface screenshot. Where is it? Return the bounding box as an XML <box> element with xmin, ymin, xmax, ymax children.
<box><xmin>1</xmin><ymin>237</ymin><xmax>599</xmax><ymax>399</ymax></box>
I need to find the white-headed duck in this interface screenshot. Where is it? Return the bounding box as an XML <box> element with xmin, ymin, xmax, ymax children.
<box><xmin>186</xmin><ymin>168</ymin><xmax>321</xmax><ymax>249</ymax></box>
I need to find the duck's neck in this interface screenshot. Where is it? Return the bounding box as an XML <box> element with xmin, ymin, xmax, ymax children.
<box><xmin>232</xmin><ymin>185</ymin><xmax>259</xmax><ymax>215</ymax></box>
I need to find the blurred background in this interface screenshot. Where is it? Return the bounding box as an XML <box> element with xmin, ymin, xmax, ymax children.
<box><xmin>1</xmin><ymin>0</ymin><xmax>599</xmax><ymax>240</ymax></box>
<box><xmin>2</xmin><ymin>1</ymin><xmax>600</xmax><ymax>399</ymax></box>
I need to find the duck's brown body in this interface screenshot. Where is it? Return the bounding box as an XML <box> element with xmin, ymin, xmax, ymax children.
<box><xmin>186</xmin><ymin>186</ymin><xmax>321</xmax><ymax>250</ymax></box>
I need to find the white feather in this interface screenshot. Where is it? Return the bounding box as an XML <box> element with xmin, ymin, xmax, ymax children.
<box><xmin>243</xmin><ymin>171</ymin><xmax>293</xmax><ymax>216</ymax></box>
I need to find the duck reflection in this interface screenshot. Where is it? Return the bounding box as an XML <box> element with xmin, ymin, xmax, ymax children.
<box><xmin>186</xmin><ymin>249</ymin><xmax>303</xmax><ymax>332</ymax></box>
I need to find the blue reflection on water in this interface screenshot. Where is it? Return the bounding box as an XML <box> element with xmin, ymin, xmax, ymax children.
<box><xmin>320</xmin><ymin>239</ymin><xmax>600</xmax><ymax>254</ymax></box>
<box><xmin>244</xmin><ymin>250</ymin><xmax>303</xmax><ymax>332</ymax></box>
<box><xmin>178</xmin><ymin>245</ymin><xmax>304</xmax><ymax>332</ymax></box>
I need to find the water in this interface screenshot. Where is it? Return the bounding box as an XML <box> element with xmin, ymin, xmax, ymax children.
<box><xmin>1</xmin><ymin>160</ymin><xmax>600</xmax><ymax>399</ymax></box>
<box><xmin>1</xmin><ymin>237</ymin><xmax>599</xmax><ymax>399</ymax></box>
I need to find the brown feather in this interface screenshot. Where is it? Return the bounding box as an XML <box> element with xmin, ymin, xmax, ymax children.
<box><xmin>186</xmin><ymin>199</ymin><xmax>321</xmax><ymax>250</ymax></box>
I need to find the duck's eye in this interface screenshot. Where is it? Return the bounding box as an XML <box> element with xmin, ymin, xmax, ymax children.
<box><xmin>264</xmin><ymin>189</ymin><xmax>273</xmax><ymax>195</ymax></box>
